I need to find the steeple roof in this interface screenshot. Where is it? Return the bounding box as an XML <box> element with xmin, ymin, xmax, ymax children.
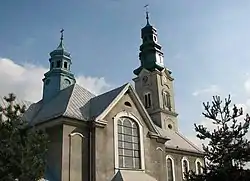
<box><xmin>49</xmin><ymin>29</ymin><xmax>70</xmax><ymax>58</ymax></box>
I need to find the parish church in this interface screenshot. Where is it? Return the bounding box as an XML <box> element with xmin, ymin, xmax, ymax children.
<box><xmin>1</xmin><ymin>12</ymin><xmax>205</xmax><ymax>181</ymax></box>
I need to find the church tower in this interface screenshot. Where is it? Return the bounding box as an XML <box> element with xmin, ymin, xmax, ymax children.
<box><xmin>42</xmin><ymin>29</ymin><xmax>76</xmax><ymax>102</ymax></box>
<box><xmin>133</xmin><ymin>11</ymin><xmax>178</xmax><ymax>131</ymax></box>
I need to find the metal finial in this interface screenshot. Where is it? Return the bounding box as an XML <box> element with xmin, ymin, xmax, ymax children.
<box><xmin>144</xmin><ymin>4</ymin><xmax>150</xmax><ymax>25</ymax></box>
<box><xmin>60</xmin><ymin>29</ymin><xmax>64</xmax><ymax>41</ymax></box>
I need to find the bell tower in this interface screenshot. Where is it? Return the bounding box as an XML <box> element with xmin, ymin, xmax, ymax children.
<box><xmin>42</xmin><ymin>29</ymin><xmax>76</xmax><ymax>102</ymax></box>
<box><xmin>133</xmin><ymin>9</ymin><xmax>178</xmax><ymax>131</ymax></box>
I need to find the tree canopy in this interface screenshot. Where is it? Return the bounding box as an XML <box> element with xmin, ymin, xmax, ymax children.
<box><xmin>188</xmin><ymin>95</ymin><xmax>250</xmax><ymax>181</ymax></box>
<box><xmin>0</xmin><ymin>93</ymin><xmax>49</xmax><ymax>181</ymax></box>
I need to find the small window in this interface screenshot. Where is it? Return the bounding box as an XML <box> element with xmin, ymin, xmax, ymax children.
<box><xmin>144</xmin><ymin>92</ymin><xmax>152</xmax><ymax>108</ymax></box>
<box><xmin>51</xmin><ymin>62</ymin><xmax>54</xmax><ymax>69</ymax></box>
<box><xmin>124</xmin><ymin>101</ymin><xmax>132</xmax><ymax>107</ymax></box>
<box><xmin>64</xmin><ymin>62</ymin><xmax>67</xmax><ymax>69</ymax></box>
<box><xmin>56</xmin><ymin>61</ymin><xmax>61</xmax><ymax>68</ymax></box>
<box><xmin>163</xmin><ymin>91</ymin><xmax>171</xmax><ymax>111</ymax></box>
<box><xmin>168</xmin><ymin>124</ymin><xmax>173</xmax><ymax>130</ymax></box>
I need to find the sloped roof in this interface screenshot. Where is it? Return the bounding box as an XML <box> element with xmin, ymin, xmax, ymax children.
<box><xmin>89</xmin><ymin>83</ymin><xmax>128</xmax><ymax>119</ymax></box>
<box><xmin>111</xmin><ymin>170</ymin><xmax>157</xmax><ymax>181</ymax></box>
<box><xmin>29</xmin><ymin>84</ymin><xmax>95</xmax><ymax>125</ymax></box>
<box><xmin>156</xmin><ymin>126</ymin><xmax>203</xmax><ymax>154</ymax></box>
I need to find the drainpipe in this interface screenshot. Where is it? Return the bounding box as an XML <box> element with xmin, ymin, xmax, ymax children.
<box><xmin>89</xmin><ymin>121</ymin><xmax>95</xmax><ymax>181</ymax></box>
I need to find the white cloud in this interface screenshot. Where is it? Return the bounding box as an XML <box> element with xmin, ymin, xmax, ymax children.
<box><xmin>0</xmin><ymin>58</ymin><xmax>113</xmax><ymax>102</ymax></box>
<box><xmin>192</xmin><ymin>85</ymin><xmax>220</xmax><ymax>96</ymax></box>
<box><xmin>244</xmin><ymin>76</ymin><xmax>250</xmax><ymax>95</ymax></box>
<box><xmin>76</xmin><ymin>76</ymin><xmax>113</xmax><ymax>95</ymax></box>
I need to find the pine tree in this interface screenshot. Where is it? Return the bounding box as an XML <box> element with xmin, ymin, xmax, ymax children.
<box><xmin>0</xmin><ymin>93</ymin><xmax>49</xmax><ymax>181</ymax></box>
<box><xmin>188</xmin><ymin>95</ymin><xmax>250</xmax><ymax>181</ymax></box>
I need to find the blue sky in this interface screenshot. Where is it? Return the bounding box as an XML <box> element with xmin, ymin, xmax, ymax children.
<box><xmin>1</xmin><ymin>0</ymin><xmax>250</xmax><ymax>141</ymax></box>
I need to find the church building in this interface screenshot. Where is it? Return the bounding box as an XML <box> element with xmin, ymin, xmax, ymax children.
<box><xmin>1</xmin><ymin>13</ymin><xmax>205</xmax><ymax>181</ymax></box>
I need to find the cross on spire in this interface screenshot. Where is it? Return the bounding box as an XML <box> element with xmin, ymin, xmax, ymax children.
<box><xmin>144</xmin><ymin>4</ymin><xmax>150</xmax><ymax>25</ymax></box>
<box><xmin>60</xmin><ymin>28</ymin><xmax>64</xmax><ymax>41</ymax></box>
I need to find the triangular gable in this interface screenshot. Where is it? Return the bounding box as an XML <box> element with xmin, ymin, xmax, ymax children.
<box><xmin>89</xmin><ymin>84</ymin><xmax>128</xmax><ymax>119</ymax></box>
<box><xmin>93</xmin><ymin>83</ymin><xmax>159</xmax><ymax>134</ymax></box>
<box><xmin>111</xmin><ymin>170</ymin><xmax>157</xmax><ymax>181</ymax></box>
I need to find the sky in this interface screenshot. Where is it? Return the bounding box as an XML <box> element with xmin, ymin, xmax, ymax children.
<box><xmin>1</xmin><ymin>0</ymin><xmax>250</xmax><ymax>148</ymax></box>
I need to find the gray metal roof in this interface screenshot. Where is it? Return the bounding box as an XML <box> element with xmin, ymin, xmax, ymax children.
<box><xmin>1</xmin><ymin>83</ymin><xmax>127</xmax><ymax>125</ymax></box>
<box><xmin>156</xmin><ymin>126</ymin><xmax>203</xmax><ymax>154</ymax></box>
<box><xmin>111</xmin><ymin>170</ymin><xmax>157</xmax><ymax>181</ymax></box>
<box><xmin>29</xmin><ymin>84</ymin><xmax>95</xmax><ymax>125</ymax></box>
<box><xmin>89</xmin><ymin>83</ymin><xmax>128</xmax><ymax>119</ymax></box>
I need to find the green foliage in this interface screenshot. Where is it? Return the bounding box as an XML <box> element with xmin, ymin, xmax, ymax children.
<box><xmin>0</xmin><ymin>93</ymin><xmax>49</xmax><ymax>181</ymax></box>
<box><xmin>188</xmin><ymin>95</ymin><xmax>250</xmax><ymax>181</ymax></box>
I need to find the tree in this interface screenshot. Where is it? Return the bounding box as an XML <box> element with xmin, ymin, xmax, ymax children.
<box><xmin>0</xmin><ymin>93</ymin><xmax>49</xmax><ymax>181</ymax></box>
<box><xmin>188</xmin><ymin>95</ymin><xmax>250</xmax><ymax>181</ymax></box>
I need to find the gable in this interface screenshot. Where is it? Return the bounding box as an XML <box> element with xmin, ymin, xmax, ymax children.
<box><xmin>93</xmin><ymin>83</ymin><xmax>159</xmax><ymax>134</ymax></box>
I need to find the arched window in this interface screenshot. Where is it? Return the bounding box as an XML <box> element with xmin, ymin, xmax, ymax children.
<box><xmin>195</xmin><ymin>159</ymin><xmax>203</xmax><ymax>175</ymax></box>
<box><xmin>144</xmin><ymin>92</ymin><xmax>152</xmax><ymax>108</ymax></box>
<box><xmin>117</xmin><ymin>117</ymin><xmax>141</xmax><ymax>169</ymax></box>
<box><xmin>166</xmin><ymin>155</ymin><xmax>175</xmax><ymax>181</ymax></box>
<box><xmin>163</xmin><ymin>91</ymin><xmax>171</xmax><ymax>110</ymax></box>
<box><xmin>182</xmin><ymin>157</ymin><xmax>190</xmax><ymax>179</ymax></box>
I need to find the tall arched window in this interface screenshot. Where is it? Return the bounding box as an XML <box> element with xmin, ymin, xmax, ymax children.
<box><xmin>166</xmin><ymin>155</ymin><xmax>175</xmax><ymax>181</ymax></box>
<box><xmin>182</xmin><ymin>157</ymin><xmax>190</xmax><ymax>180</ymax></box>
<box><xmin>195</xmin><ymin>159</ymin><xmax>203</xmax><ymax>175</ymax></box>
<box><xmin>117</xmin><ymin>117</ymin><xmax>141</xmax><ymax>169</ymax></box>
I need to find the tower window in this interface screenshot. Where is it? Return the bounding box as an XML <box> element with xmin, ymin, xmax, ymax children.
<box><xmin>51</xmin><ymin>62</ymin><xmax>54</xmax><ymax>69</ymax></box>
<box><xmin>64</xmin><ymin>62</ymin><xmax>68</xmax><ymax>69</ymax></box>
<box><xmin>117</xmin><ymin>117</ymin><xmax>141</xmax><ymax>169</ymax></box>
<box><xmin>56</xmin><ymin>61</ymin><xmax>61</xmax><ymax>68</ymax></box>
<box><xmin>144</xmin><ymin>92</ymin><xmax>152</xmax><ymax>108</ymax></box>
<box><xmin>163</xmin><ymin>91</ymin><xmax>171</xmax><ymax>111</ymax></box>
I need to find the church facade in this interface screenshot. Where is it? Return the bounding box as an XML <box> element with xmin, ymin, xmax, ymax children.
<box><xmin>1</xmin><ymin>14</ymin><xmax>205</xmax><ymax>181</ymax></box>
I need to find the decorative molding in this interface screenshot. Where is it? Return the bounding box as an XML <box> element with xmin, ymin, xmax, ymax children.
<box><xmin>195</xmin><ymin>158</ymin><xmax>203</xmax><ymax>174</ymax></box>
<box><xmin>166</xmin><ymin>155</ymin><xmax>176</xmax><ymax>181</ymax></box>
<box><xmin>147</xmin><ymin>131</ymin><xmax>170</xmax><ymax>144</ymax></box>
<box><xmin>113</xmin><ymin>111</ymin><xmax>145</xmax><ymax>171</ymax></box>
<box><xmin>150</xmin><ymin>108</ymin><xmax>178</xmax><ymax>117</ymax></box>
<box><xmin>94</xmin><ymin>119</ymin><xmax>108</xmax><ymax>128</ymax></box>
<box><xmin>68</xmin><ymin>132</ymin><xmax>84</xmax><ymax>181</ymax></box>
<box><xmin>181</xmin><ymin>156</ymin><xmax>190</xmax><ymax>180</ymax></box>
<box><xmin>69</xmin><ymin>132</ymin><xmax>84</xmax><ymax>138</ymax></box>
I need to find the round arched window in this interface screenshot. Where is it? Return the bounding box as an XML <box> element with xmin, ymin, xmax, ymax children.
<box><xmin>117</xmin><ymin>117</ymin><xmax>141</xmax><ymax>169</ymax></box>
